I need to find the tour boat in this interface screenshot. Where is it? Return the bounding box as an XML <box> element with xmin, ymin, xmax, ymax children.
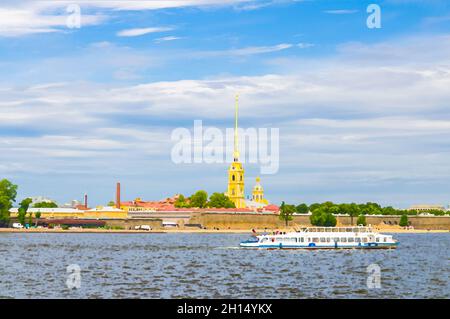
<box><xmin>240</xmin><ymin>226</ymin><xmax>398</xmax><ymax>249</ymax></box>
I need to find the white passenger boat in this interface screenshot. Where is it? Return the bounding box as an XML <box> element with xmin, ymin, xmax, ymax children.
<box><xmin>240</xmin><ymin>226</ymin><xmax>398</xmax><ymax>249</ymax></box>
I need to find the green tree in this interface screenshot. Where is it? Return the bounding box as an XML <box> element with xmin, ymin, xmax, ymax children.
<box><xmin>295</xmin><ymin>203</ymin><xmax>309</xmax><ymax>214</ymax></box>
<box><xmin>428</xmin><ymin>209</ymin><xmax>445</xmax><ymax>216</ymax></box>
<box><xmin>207</xmin><ymin>193</ymin><xmax>235</xmax><ymax>208</ymax></box>
<box><xmin>18</xmin><ymin>198</ymin><xmax>32</xmax><ymax>226</ymax></box>
<box><xmin>107</xmin><ymin>201</ymin><xmax>115</xmax><ymax>207</ymax></box>
<box><xmin>399</xmin><ymin>214</ymin><xmax>409</xmax><ymax>227</ymax></box>
<box><xmin>279</xmin><ymin>201</ymin><xmax>296</xmax><ymax>226</ymax></box>
<box><xmin>189</xmin><ymin>191</ymin><xmax>208</xmax><ymax>208</ymax></box>
<box><xmin>35</xmin><ymin>211</ymin><xmax>41</xmax><ymax>227</ymax></box>
<box><xmin>0</xmin><ymin>179</ymin><xmax>18</xmax><ymax>226</ymax></box>
<box><xmin>339</xmin><ymin>203</ymin><xmax>360</xmax><ymax>225</ymax></box>
<box><xmin>28</xmin><ymin>212</ymin><xmax>33</xmax><ymax>227</ymax></box>
<box><xmin>174</xmin><ymin>194</ymin><xmax>189</xmax><ymax>208</ymax></box>
<box><xmin>382</xmin><ymin>206</ymin><xmax>397</xmax><ymax>215</ymax></box>
<box><xmin>310</xmin><ymin>207</ymin><xmax>337</xmax><ymax>227</ymax></box>
<box><xmin>356</xmin><ymin>214</ymin><xmax>367</xmax><ymax>226</ymax></box>
<box><xmin>329</xmin><ymin>206</ymin><xmax>340</xmax><ymax>215</ymax></box>
<box><xmin>407</xmin><ymin>209</ymin><xmax>418</xmax><ymax>216</ymax></box>
<box><xmin>33</xmin><ymin>201</ymin><xmax>57</xmax><ymax>208</ymax></box>
<box><xmin>309</xmin><ymin>203</ymin><xmax>321</xmax><ymax>212</ymax></box>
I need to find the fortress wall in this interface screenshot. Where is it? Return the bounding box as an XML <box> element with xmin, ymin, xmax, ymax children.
<box><xmin>189</xmin><ymin>213</ymin><xmax>450</xmax><ymax>230</ymax></box>
<box><xmin>30</xmin><ymin>214</ymin><xmax>450</xmax><ymax>230</ymax></box>
<box><xmin>340</xmin><ymin>215</ymin><xmax>450</xmax><ymax>230</ymax></box>
<box><xmin>100</xmin><ymin>218</ymin><xmax>163</xmax><ymax>229</ymax></box>
<box><xmin>190</xmin><ymin>213</ymin><xmax>313</xmax><ymax>229</ymax></box>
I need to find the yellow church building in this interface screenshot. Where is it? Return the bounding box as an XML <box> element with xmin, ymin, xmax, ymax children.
<box><xmin>252</xmin><ymin>177</ymin><xmax>268</xmax><ymax>205</ymax></box>
<box><xmin>226</xmin><ymin>95</ymin><xmax>268</xmax><ymax>208</ymax></box>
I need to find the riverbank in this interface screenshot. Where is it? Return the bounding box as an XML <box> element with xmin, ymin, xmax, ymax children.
<box><xmin>0</xmin><ymin>228</ymin><xmax>250</xmax><ymax>234</ymax></box>
<box><xmin>0</xmin><ymin>227</ymin><xmax>448</xmax><ymax>234</ymax></box>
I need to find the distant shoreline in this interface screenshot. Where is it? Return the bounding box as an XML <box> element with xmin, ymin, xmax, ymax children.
<box><xmin>0</xmin><ymin>228</ymin><xmax>448</xmax><ymax>234</ymax></box>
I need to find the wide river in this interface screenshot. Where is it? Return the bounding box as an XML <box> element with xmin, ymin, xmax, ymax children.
<box><xmin>0</xmin><ymin>233</ymin><xmax>448</xmax><ymax>298</ymax></box>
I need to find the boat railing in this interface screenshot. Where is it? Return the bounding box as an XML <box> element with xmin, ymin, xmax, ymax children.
<box><xmin>301</xmin><ymin>226</ymin><xmax>373</xmax><ymax>233</ymax></box>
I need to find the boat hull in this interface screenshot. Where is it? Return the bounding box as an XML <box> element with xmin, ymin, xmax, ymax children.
<box><xmin>239</xmin><ymin>242</ymin><xmax>398</xmax><ymax>249</ymax></box>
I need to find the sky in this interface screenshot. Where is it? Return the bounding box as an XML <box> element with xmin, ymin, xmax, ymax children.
<box><xmin>1</xmin><ymin>0</ymin><xmax>450</xmax><ymax>208</ymax></box>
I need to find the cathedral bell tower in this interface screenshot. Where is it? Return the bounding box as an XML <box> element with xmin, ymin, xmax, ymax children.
<box><xmin>226</xmin><ymin>94</ymin><xmax>246</xmax><ymax>208</ymax></box>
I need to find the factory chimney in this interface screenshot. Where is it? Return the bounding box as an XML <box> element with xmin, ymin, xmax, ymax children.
<box><xmin>84</xmin><ymin>193</ymin><xmax>88</xmax><ymax>209</ymax></box>
<box><xmin>116</xmin><ymin>182</ymin><xmax>121</xmax><ymax>209</ymax></box>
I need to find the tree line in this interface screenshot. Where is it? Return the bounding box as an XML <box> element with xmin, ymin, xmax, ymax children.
<box><xmin>278</xmin><ymin>201</ymin><xmax>446</xmax><ymax>227</ymax></box>
<box><xmin>0</xmin><ymin>179</ymin><xmax>58</xmax><ymax>227</ymax></box>
<box><xmin>174</xmin><ymin>191</ymin><xmax>236</xmax><ymax>209</ymax></box>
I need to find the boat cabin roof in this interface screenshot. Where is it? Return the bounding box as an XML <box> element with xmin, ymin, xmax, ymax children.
<box><xmin>301</xmin><ymin>226</ymin><xmax>373</xmax><ymax>233</ymax></box>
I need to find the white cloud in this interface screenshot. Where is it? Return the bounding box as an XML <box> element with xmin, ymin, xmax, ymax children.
<box><xmin>155</xmin><ymin>36</ymin><xmax>183</xmax><ymax>43</ymax></box>
<box><xmin>117</xmin><ymin>27</ymin><xmax>174</xmax><ymax>37</ymax></box>
<box><xmin>297</xmin><ymin>42</ymin><xmax>314</xmax><ymax>49</ymax></box>
<box><xmin>0</xmin><ymin>0</ymin><xmax>253</xmax><ymax>36</ymax></box>
<box><xmin>3</xmin><ymin>34</ymin><xmax>450</xmax><ymax>122</ymax></box>
<box><xmin>58</xmin><ymin>0</ymin><xmax>253</xmax><ymax>11</ymax></box>
<box><xmin>229</xmin><ymin>43</ymin><xmax>293</xmax><ymax>55</ymax></box>
<box><xmin>0</xmin><ymin>6</ymin><xmax>105</xmax><ymax>37</ymax></box>
<box><xmin>197</xmin><ymin>43</ymin><xmax>294</xmax><ymax>57</ymax></box>
<box><xmin>191</xmin><ymin>42</ymin><xmax>310</xmax><ymax>58</ymax></box>
<box><xmin>234</xmin><ymin>0</ymin><xmax>302</xmax><ymax>11</ymax></box>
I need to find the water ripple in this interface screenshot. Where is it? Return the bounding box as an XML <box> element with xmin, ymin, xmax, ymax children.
<box><xmin>0</xmin><ymin>233</ymin><xmax>448</xmax><ymax>298</ymax></box>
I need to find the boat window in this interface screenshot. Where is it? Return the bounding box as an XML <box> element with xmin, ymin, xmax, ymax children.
<box><xmin>341</xmin><ymin>238</ymin><xmax>347</xmax><ymax>242</ymax></box>
<box><xmin>334</xmin><ymin>238</ymin><xmax>340</xmax><ymax>242</ymax></box>
<box><xmin>326</xmin><ymin>238</ymin><xmax>330</xmax><ymax>242</ymax></box>
<box><xmin>313</xmin><ymin>238</ymin><xmax>319</xmax><ymax>243</ymax></box>
<box><xmin>300</xmin><ymin>238</ymin><xmax>304</xmax><ymax>242</ymax></box>
<box><xmin>363</xmin><ymin>238</ymin><xmax>368</xmax><ymax>243</ymax></box>
<box><xmin>384</xmin><ymin>237</ymin><xmax>387</xmax><ymax>242</ymax></box>
<box><xmin>376</xmin><ymin>238</ymin><xmax>380</xmax><ymax>242</ymax></box>
<box><xmin>348</xmin><ymin>238</ymin><xmax>354</xmax><ymax>242</ymax></box>
<box><xmin>355</xmin><ymin>238</ymin><xmax>361</xmax><ymax>243</ymax></box>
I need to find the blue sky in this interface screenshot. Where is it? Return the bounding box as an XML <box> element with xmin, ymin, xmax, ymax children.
<box><xmin>1</xmin><ymin>0</ymin><xmax>450</xmax><ymax>208</ymax></box>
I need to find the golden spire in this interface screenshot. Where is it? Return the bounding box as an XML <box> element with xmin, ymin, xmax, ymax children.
<box><xmin>233</xmin><ymin>94</ymin><xmax>240</xmax><ymax>162</ymax></box>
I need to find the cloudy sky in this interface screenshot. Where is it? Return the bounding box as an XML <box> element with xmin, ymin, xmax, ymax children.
<box><xmin>1</xmin><ymin>0</ymin><xmax>450</xmax><ymax>208</ymax></box>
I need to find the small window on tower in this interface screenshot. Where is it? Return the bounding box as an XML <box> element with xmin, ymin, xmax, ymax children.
<box><xmin>232</xmin><ymin>175</ymin><xmax>235</xmax><ymax>181</ymax></box>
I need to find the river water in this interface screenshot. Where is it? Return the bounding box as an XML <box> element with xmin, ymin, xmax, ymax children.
<box><xmin>0</xmin><ymin>233</ymin><xmax>448</xmax><ymax>298</ymax></box>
